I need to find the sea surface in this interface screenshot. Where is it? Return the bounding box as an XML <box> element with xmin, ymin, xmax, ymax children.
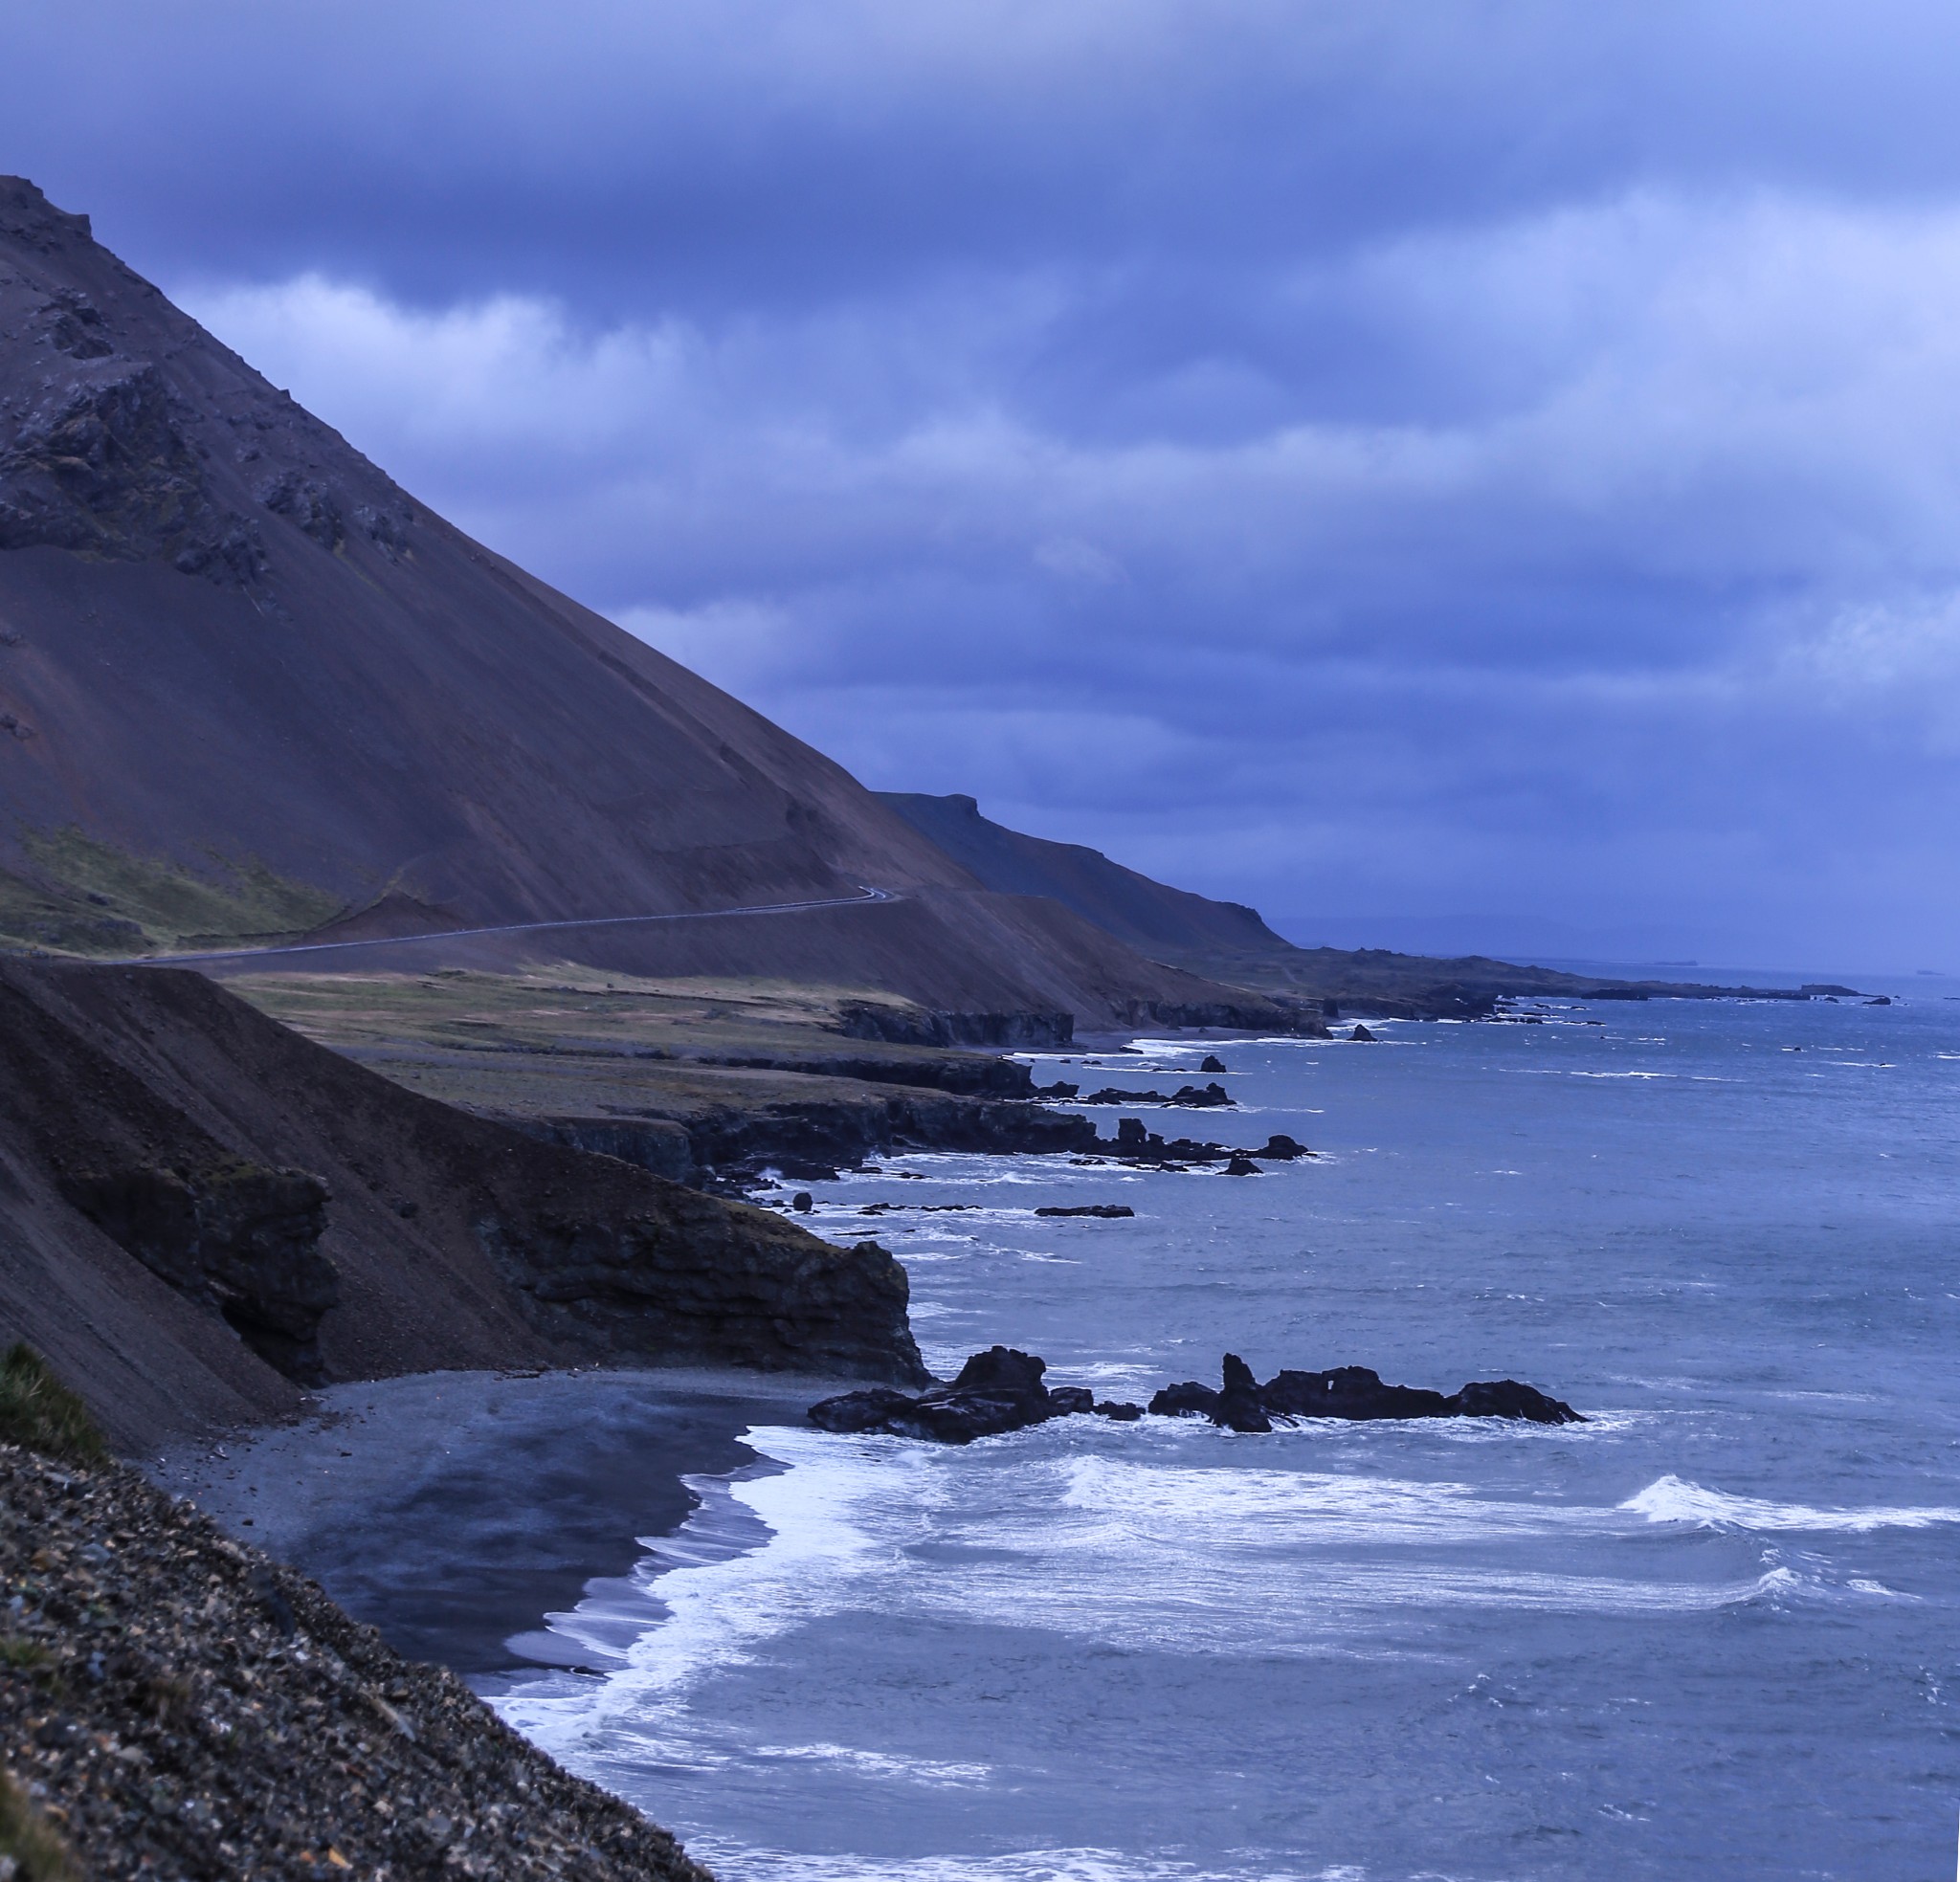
<box><xmin>489</xmin><ymin>985</ymin><xmax>1960</xmax><ymax>1880</ymax></box>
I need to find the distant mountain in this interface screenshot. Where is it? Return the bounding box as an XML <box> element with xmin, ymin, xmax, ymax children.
<box><xmin>880</xmin><ymin>793</ymin><xmax>1288</xmax><ymax>960</ymax></box>
<box><xmin>0</xmin><ymin>178</ymin><xmax>1287</xmax><ymax>1031</ymax></box>
<box><xmin>880</xmin><ymin>794</ymin><xmax>1836</xmax><ymax>1014</ymax></box>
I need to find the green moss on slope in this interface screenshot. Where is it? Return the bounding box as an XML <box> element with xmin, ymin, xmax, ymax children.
<box><xmin>0</xmin><ymin>1344</ymin><xmax>109</xmax><ymax>1470</ymax></box>
<box><xmin>0</xmin><ymin>827</ymin><xmax>342</xmax><ymax>956</ymax></box>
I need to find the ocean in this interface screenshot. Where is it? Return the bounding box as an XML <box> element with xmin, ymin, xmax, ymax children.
<box><xmin>490</xmin><ymin>986</ymin><xmax>1960</xmax><ymax>1880</ymax></box>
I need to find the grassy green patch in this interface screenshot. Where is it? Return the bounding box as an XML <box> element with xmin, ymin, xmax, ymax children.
<box><xmin>0</xmin><ymin>1346</ymin><xmax>109</xmax><ymax>1469</ymax></box>
<box><xmin>0</xmin><ymin>1639</ymin><xmax>52</xmax><ymax>1672</ymax></box>
<box><xmin>0</xmin><ymin>1769</ymin><xmax>79</xmax><ymax>1881</ymax></box>
<box><xmin>0</xmin><ymin>827</ymin><xmax>342</xmax><ymax>956</ymax></box>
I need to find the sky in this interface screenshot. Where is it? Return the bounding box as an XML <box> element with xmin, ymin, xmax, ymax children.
<box><xmin>9</xmin><ymin>1</ymin><xmax>1960</xmax><ymax>971</ymax></box>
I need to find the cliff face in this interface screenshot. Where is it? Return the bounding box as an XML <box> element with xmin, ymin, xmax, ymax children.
<box><xmin>0</xmin><ymin>960</ymin><xmax>925</xmax><ymax>1451</ymax></box>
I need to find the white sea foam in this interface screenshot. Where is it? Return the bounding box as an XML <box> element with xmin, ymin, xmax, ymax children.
<box><xmin>683</xmin><ymin>1843</ymin><xmax>1374</xmax><ymax>1882</ymax></box>
<box><xmin>497</xmin><ymin>1433</ymin><xmax>1813</xmax><ymax>1779</ymax></box>
<box><xmin>1620</xmin><ymin>1473</ymin><xmax>1960</xmax><ymax>1533</ymax></box>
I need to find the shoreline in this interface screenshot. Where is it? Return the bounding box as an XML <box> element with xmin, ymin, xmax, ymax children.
<box><xmin>154</xmin><ymin>1365</ymin><xmax>847</xmax><ymax>1677</ymax></box>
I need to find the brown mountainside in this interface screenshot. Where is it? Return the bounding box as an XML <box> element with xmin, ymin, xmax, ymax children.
<box><xmin>0</xmin><ymin>177</ymin><xmax>1285</xmax><ymax>1029</ymax></box>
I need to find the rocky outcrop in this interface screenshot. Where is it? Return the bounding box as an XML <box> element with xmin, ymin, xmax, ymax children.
<box><xmin>695</xmin><ymin>1046</ymin><xmax>1037</xmax><ymax>1097</ymax></box>
<box><xmin>1071</xmin><ymin>1080</ymin><xmax>1235</xmax><ymax>1107</ymax></box>
<box><xmin>59</xmin><ymin>1162</ymin><xmax>337</xmax><ymax>1383</ymax></box>
<box><xmin>813</xmin><ymin>1347</ymin><xmax>1582</xmax><ymax>1444</ymax></box>
<box><xmin>1151</xmin><ymin>1355</ymin><xmax>1583</xmax><ymax>1426</ymax></box>
<box><xmin>0</xmin><ymin>357</ymin><xmax>264</xmax><ymax>582</ymax></box>
<box><xmin>513</xmin><ymin>1115</ymin><xmax>696</xmax><ymax>1182</ymax></box>
<box><xmin>810</xmin><ymin>1345</ymin><xmax>1102</xmax><ymax>1444</ymax></box>
<box><xmin>684</xmin><ymin>1089</ymin><xmax>1100</xmax><ymax>1185</ymax></box>
<box><xmin>474</xmin><ymin>1203</ymin><xmax>919</xmax><ymax>1380</ymax></box>
<box><xmin>835</xmin><ymin>1003</ymin><xmax>1074</xmax><ymax>1049</ymax></box>
<box><xmin>1087</xmin><ymin>1119</ymin><xmax>1309</xmax><ymax>1169</ymax></box>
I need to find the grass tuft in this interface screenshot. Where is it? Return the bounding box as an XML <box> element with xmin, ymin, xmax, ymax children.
<box><xmin>0</xmin><ymin>1768</ymin><xmax>80</xmax><ymax>1881</ymax></box>
<box><xmin>0</xmin><ymin>1346</ymin><xmax>108</xmax><ymax>1469</ymax></box>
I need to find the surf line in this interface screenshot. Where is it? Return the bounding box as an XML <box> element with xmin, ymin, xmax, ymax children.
<box><xmin>119</xmin><ymin>885</ymin><xmax>902</xmax><ymax>967</ymax></box>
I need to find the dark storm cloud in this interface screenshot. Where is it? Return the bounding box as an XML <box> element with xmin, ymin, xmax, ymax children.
<box><xmin>9</xmin><ymin>0</ymin><xmax>1960</xmax><ymax>965</ymax></box>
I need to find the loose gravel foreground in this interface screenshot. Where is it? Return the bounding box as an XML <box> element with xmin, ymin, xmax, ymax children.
<box><xmin>0</xmin><ymin>1443</ymin><xmax>713</xmax><ymax>1880</ymax></box>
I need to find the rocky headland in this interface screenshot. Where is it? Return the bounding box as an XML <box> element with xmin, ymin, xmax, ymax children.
<box><xmin>0</xmin><ymin>957</ymin><xmax>927</xmax><ymax>1455</ymax></box>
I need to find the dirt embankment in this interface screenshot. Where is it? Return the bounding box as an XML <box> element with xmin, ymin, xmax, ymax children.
<box><xmin>0</xmin><ymin>960</ymin><xmax>925</xmax><ymax>1454</ymax></box>
<box><xmin>0</xmin><ymin>1440</ymin><xmax>713</xmax><ymax>1880</ymax></box>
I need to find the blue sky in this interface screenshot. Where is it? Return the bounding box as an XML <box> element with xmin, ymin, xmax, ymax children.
<box><xmin>11</xmin><ymin>1</ymin><xmax>1960</xmax><ymax>970</ymax></box>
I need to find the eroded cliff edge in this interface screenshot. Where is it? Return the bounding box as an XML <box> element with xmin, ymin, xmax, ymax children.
<box><xmin>0</xmin><ymin>959</ymin><xmax>926</xmax><ymax>1452</ymax></box>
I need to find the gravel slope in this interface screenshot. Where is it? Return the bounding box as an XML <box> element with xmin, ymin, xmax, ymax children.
<box><xmin>0</xmin><ymin>1443</ymin><xmax>712</xmax><ymax>1880</ymax></box>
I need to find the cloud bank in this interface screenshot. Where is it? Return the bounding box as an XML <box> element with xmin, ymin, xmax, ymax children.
<box><xmin>13</xmin><ymin>1</ymin><xmax>1960</xmax><ymax>966</ymax></box>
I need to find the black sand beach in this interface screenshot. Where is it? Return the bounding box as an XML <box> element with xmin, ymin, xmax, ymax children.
<box><xmin>152</xmin><ymin>1369</ymin><xmax>835</xmax><ymax>1674</ymax></box>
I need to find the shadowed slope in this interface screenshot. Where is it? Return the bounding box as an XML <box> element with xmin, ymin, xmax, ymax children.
<box><xmin>0</xmin><ymin>959</ymin><xmax>925</xmax><ymax>1452</ymax></box>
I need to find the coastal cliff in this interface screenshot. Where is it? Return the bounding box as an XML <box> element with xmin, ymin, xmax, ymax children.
<box><xmin>0</xmin><ymin>959</ymin><xmax>926</xmax><ymax>1453</ymax></box>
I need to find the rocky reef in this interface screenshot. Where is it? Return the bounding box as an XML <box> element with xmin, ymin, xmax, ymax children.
<box><xmin>811</xmin><ymin>1346</ymin><xmax>1581</xmax><ymax>1443</ymax></box>
<box><xmin>1148</xmin><ymin>1354</ymin><xmax>1583</xmax><ymax>1431</ymax></box>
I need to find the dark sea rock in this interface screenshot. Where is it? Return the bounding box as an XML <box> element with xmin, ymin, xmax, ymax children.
<box><xmin>808</xmin><ymin>1344</ymin><xmax>1099</xmax><ymax>1445</ymax></box>
<box><xmin>1199</xmin><ymin>1054</ymin><xmax>1229</xmax><ymax>1073</ymax></box>
<box><xmin>806</xmin><ymin>1386</ymin><xmax>921</xmax><ymax>1434</ymax></box>
<box><xmin>1350</xmin><ymin>1024</ymin><xmax>1377</xmax><ymax>1042</ymax></box>
<box><xmin>1170</xmin><ymin>1081</ymin><xmax>1234</xmax><ymax>1107</ymax></box>
<box><xmin>1158</xmin><ymin>1357</ymin><xmax>1584</xmax><ymax>1428</ymax></box>
<box><xmin>1256</xmin><ymin>1134</ymin><xmax>1309</xmax><ymax>1160</ymax></box>
<box><xmin>1213</xmin><ymin>1353</ymin><xmax>1273</xmax><ymax>1432</ymax></box>
<box><xmin>813</xmin><ymin>1349</ymin><xmax>1584</xmax><ymax>1445</ymax></box>
<box><xmin>1073</xmin><ymin>1079</ymin><xmax>1234</xmax><ymax>1109</ymax></box>
<box><xmin>1446</xmin><ymin>1379</ymin><xmax>1583</xmax><ymax>1422</ymax></box>
<box><xmin>1225</xmin><ymin>1155</ymin><xmax>1260</xmax><ymax>1175</ymax></box>
<box><xmin>1260</xmin><ymin>1365</ymin><xmax>1454</xmax><ymax>1420</ymax></box>
<box><xmin>1035</xmin><ymin>1204</ymin><xmax>1135</xmax><ymax>1218</ymax></box>
<box><xmin>1147</xmin><ymin>1380</ymin><xmax>1221</xmax><ymax>1418</ymax></box>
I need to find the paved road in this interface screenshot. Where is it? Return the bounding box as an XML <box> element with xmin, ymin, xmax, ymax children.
<box><xmin>127</xmin><ymin>884</ymin><xmax>901</xmax><ymax>968</ymax></box>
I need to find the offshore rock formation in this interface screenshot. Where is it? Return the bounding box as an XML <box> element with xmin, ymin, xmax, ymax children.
<box><xmin>1149</xmin><ymin>1354</ymin><xmax>1584</xmax><ymax>1427</ymax></box>
<box><xmin>809</xmin><ymin>1346</ymin><xmax>1105</xmax><ymax>1444</ymax></box>
<box><xmin>0</xmin><ymin>959</ymin><xmax>925</xmax><ymax>1451</ymax></box>
<box><xmin>813</xmin><ymin>1347</ymin><xmax>1581</xmax><ymax>1443</ymax></box>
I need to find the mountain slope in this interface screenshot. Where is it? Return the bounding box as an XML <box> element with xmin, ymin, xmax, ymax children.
<box><xmin>0</xmin><ymin>177</ymin><xmax>1293</xmax><ymax>1029</ymax></box>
